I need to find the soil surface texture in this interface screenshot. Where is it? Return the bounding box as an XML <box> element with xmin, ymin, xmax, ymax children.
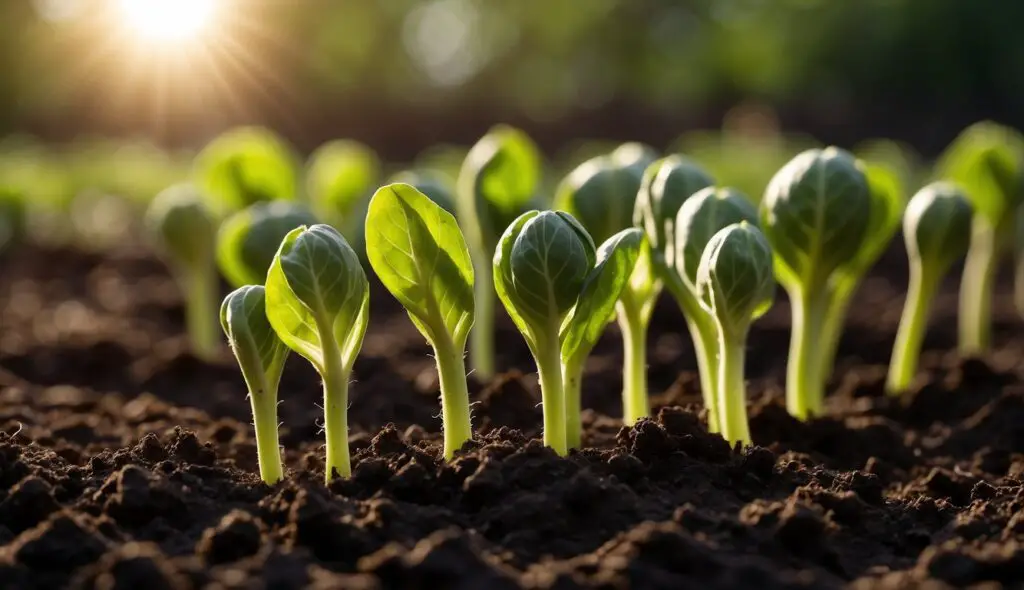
<box><xmin>2</xmin><ymin>242</ymin><xmax>1024</xmax><ymax>589</ymax></box>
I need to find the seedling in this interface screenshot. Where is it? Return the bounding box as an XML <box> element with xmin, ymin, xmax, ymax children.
<box><xmin>265</xmin><ymin>224</ymin><xmax>369</xmax><ymax>481</ymax></box>
<box><xmin>673</xmin><ymin>187</ymin><xmax>759</xmax><ymax>432</ymax></box>
<box><xmin>221</xmin><ymin>285</ymin><xmax>290</xmax><ymax>483</ymax></box>
<box><xmin>887</xmin><ymin>183</ymin><xmax>973</xmax><ymax>394</ymax></box>
<box><xmin>146</xmin><ymin>184</ymin><xmax>220</xmax><ymax>362</ymax></box>
<box><xmin>364</xmin><ymin>183</ymin><xmax>475</xmax><ymax>459</ymax></box>
<box><xmin>553</xmin><ymin>148</ymin><xmax>648</xmax><ymax>426</ymax></box>
<box><xmin>760</xmin><ymin>147</ymin><xmax>871</xmax><ymax>420</ymax></box>
<box><xmin>457</xmin><ymin>125</ymin><xmax>543</xmax><ymax>380</ymax></box>
<box><xmin>936</xmin><ymin>122</ymin><xmax>1024</xmax><ymax>355</ymax></box>
<box><xmin>494</xmin><ymin>210</ymin><xmax>640</xmax><ymax>454</ymax></box>
<box><xmin>817</xmin><ymin>161</ymin><xmax>905</xmax><ymax>376</ymax></box>
<box><xmin>195</xmin><ymin>126</ymin><xmax>299</xmax><ymax>215</ymax></box>
<box><xmin>216</xmin><ymin>201</ymin><xmax>317</xmax><ymax>288</ymax></box>
<box><xmin>630</xmin><ymin>156</ymin><xmax>714</xmax><ymax>422</ymax></box>
<box><xmin>695</xmin><ymin>222</ymin><xmax>775</xmax><ymax>445</ymax></box>
<box><xmin>306</xmin><ymin>139</ymin><xmax>380</xmax><ymax>231</ymax></box>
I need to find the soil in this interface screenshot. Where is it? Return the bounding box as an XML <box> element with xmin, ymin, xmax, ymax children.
<box><xmin>2</xmin><ymin>240</ymin><xmax>1024</xmax><ymax>589</ymax></box>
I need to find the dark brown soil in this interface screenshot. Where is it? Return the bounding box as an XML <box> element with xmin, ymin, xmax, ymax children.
<box><xmin>2</xmin><ymin>242</ymin><xmax>1024</xmax><ymax>589</ymax></box>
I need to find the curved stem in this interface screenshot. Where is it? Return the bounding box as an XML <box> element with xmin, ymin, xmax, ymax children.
<box><xmin>184</xmin><ymin>265</ymin><xmax>220</xmax><ymax>362</ymax></box>
<box><xmin>470</xmin><ymin>261</ymin><xmax>496</xmax><ymax>380</ymax></box>
<box><xmin>662</xmin><ymin>277</ymin><xmax>719</xmax><ymax>432</ymax></box>
<box><xmin>787</xmin><ymin>287</ymin><xmax>829</xmax><ymax>420</ymax></box>
<box><xmin>887</xmin><ymin>264</ymin><xmax>940</xmax><ymax>396</ymax></box>
<box><xmin>562</xmin><ymin>356</ymin><xmax>584</xmax><ymax>450</ymax></box>
<box><xmin>249</xmin><ymin>378</ymin><xmax>284</xmax><ymax>483</ymax></box>
<box><xmin>535</xmin><ymin>330</ymin><xmax>567</xmax><ymax>456</ymax></box>
<box><xmin>319</xmin><ymin>326</ymin><xmax>351</xmax><ymax>481</ymax></box>
<box><xmin>616</xmin><ymin>299</ymin><xmax>649</xmax><ymax>426</ymax></box>
<box><xmin>717</xmin><ymin>328</ymin><xmax>751</xmax><ymax>446</ymax></box>
<box><xmin>959</xmin><ymin>226</ymin><xmax>1000</xmax><ymax>356</ymax></box>
<box><xmin>818</xmin><ymin>281</ymin><xmax>854</xmax><ymax>380</ymax></box>
<box><xmin>434</xmin><ymin>336</ymin><xmax>473</xmax><ymax>459</ymax></box>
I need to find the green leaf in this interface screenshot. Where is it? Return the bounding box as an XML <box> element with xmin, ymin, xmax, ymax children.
<box><xmin>216</xmin><ymin>201</ymin><xmax>318</xmax><ymax>288</ymax></box>
<box><xmin>195</xmin><ymin>127</ymin><xmax>299</xmax><ymax>214</ymax></box>
<box><xmin>265</xmin><ymin>224</ymin><xmax>369</xmax><ymax>372</ymax></box>
<box><xmin>836</xmin><ymin>160</ymin><xmax>905</xmax><ymax>283</ymax></box>
<box><xmin>146</xmin><ymin>184</ymin><xmax>217</xmax><ymax>269</ymax></box>
<box><xmin>307</xmin><ymin>140</ymin><xmax>380</xmax><ymax>226</ymax></box>
<box><xmin>634</xmin><ymin>155</ymin><xmax>715</xmax><ymax>258</ymax></box>
<box><xmin>561</xmin><ymin>228</ymin><xmax>642</xmax><ymax>359</ymax></box>
<box><xmin>674</xmin><ymin>186</ymin><xmax>758</xmax><ymax>292</ymax></box>
<box><xmin>389</xmin><ymin>170</ymin><xmax>457</xmax><ymax>216</ymax></box>
<box><xmin>493</xmin><ymin>210</ymin><xmax>541</xmax><ymax>344</ymax></box>
<box><xmin>696</xmin><ymin>222</ymin><xmax>776</xmax><ymax>335</ymax></box>
<box><xmin>554</xmin><ymin>155</ymin><xmax>644</xmax><ymax>245</ymax></box>
<box><xmin>936</xmin><ymin>121</ymin><xmax>1024</xmax><ymax>226</ymax></box>
<box><xmin>365</xmin><ymin>183</ymin><xmax>475</xmax><ymax>343</ymax></box>
<box><xmin>220</xmin><ymin>285</ymin><xmax>290</xmax><ymax>392</ymax></box>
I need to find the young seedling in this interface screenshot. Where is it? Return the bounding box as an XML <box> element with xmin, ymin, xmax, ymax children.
<box><xmin>216</xmin><ymin>201</ymin><xmax>318</xmax><ymax>288</ymax></box>
<box><xmin>672</xmin><ymin>187</ymin><xmax>759</xmax><ymax>432</ymax></box>
<box><xmin>553</xmin><ymin>148</ymin><xmax>649</xmax><ymax>425</ymax></box>
<box><xmin>306</xmin><ymin>139</ymin><xmax>381</xmax><ymax>250</ymax></box>
<box><xmin>629</xmin><ymin>156</ymin><xmax>714</xmax><ymax>422</ymax></box>
<box><xmin>494</xmin><ymin>210</ymin><xmax>640</xmax><ymax>454</ymax></box>
<box><xmin>760</xmin><ymin>147</ymin><xmax>871</xmax><ymax>420</ymax></box>
<box><xmin>221</xmin><ymin>285</ymin><xmax>290</xmax><ymax>483</ymax></box>
<box><xmin>146</xmin><ymin>184</ymin><xmax>221</xmax><ymax>362</ymax></box>
<box><xmin>817</xmin><ymin>161</ymin><xmax>905</xmax><ymax>377</ymax></box>
<box><xmin>936</xmin><ymin>122</ymin><xmax>1024</xmax><ymax>355</ymax></box>
<box><xmin>265</xmin><ymin>224</ymin><xmax>369</xmax><ymax>481</ymax></box>
<box><xmin>695</xmin><ymin>222</ymin><xmax>775</xmax><ymax>445</ymax></box>
<box><xmin>457</xmin><ymin>125</ymin><xmax>543</xmax><ymax>380</ymax></box>
<box><xmin>887</xmin><ymin>183</ymin><xmax>973</xmax><ymax>395</ymax></box>
<box><xmin>389</xmin><ymin>170</ymin><xmax>457</xmax><ymax>215</ymax></box>
<box><xmin>194</xmin><ymin>127</ymin><xmax>299</xmax><ymax>215</ymax></box>
<box><xmin>364</xmin><ymin>183</ymin><xmax>475</xmax><ymax>459</ymax></box>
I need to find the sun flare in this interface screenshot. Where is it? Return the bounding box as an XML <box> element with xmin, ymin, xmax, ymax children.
<box><xmin>117</xmin><ymin>0</ymin><xmax>216</xmax><ymax>41</ymax></box>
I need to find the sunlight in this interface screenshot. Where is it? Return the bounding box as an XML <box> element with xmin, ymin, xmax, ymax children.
<box><xmin>117</xmin><ymin>0</ymin><xmax>216</xmax><ymax>41</ymax></box>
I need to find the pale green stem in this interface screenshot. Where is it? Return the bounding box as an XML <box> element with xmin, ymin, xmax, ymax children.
<box><xmin>318</xmin><ymin>326</ymin><xmax>351</xmax><ymax>482</ymax></box>
<box><xmin>434</xmin><ymin>336</ymin><xmax>473</xmax><ymax>459</ymax></box>
<box><xmin>717</xmin><ymin>329</ymin><xmax>751</xmax><ymax>446</ymax></box>
<box><xmin>787</xmin><ymin>287</ymin><xmax>829</xmax><ymax>420</ymax></box>
<box><xmin>887</xmin><ymin>264</ymin><xmax>941</xmax><ymax>396</ymax></box>
<box><xmin>663</xmin><ymin>277</ymin><xmax>720</xmax><ymax>432</ymax></box>
<box><xmin>959</xmin><ymin>226</ymin><xmax>1000</xmax><ymax>356</ymax></box>
<box><xmin>535</xmin><ymin>330</ymin><xmax>567</xmax><ymax>456</ymax></box>
<box><xmin>249</xmin><ymin>378</ymin><xmax>284</xmax><ymax>483</ymax></box>
<box><xmin>470</xmin><ymin>260</ymin><xmax>496</xmax><ymax>380</ymax></box>
<box><xmin>616</xmin><ymin>300</ymin><xmax>649</xmax><ymax>426</ymax></box>
<box><xmin>562</xmin><ymin>356</ymin><xmax>584</xmax><ymax>450</ymax></box>
<box><xmin>184</xmin><ymin>264</ymin><xmax>220</xmax><ymax>362</ymax></box>
<box><xmin>818</xmin><ymin>281</ymin><xmax>854</xmax><ymax>380</ymax></box>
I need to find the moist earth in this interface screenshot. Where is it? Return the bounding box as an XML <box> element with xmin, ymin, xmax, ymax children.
<box><xmin>1</xmin><ymin>243</ymin><xmax>1024</xmax><ymax>589</ymax></box>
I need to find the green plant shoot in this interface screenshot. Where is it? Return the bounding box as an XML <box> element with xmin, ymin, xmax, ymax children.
<box><xmin>887</xmin><ymin>183</ymin><xmax>973</xmax><ymax>395</ymax></box>
<box><xmin>364</xmin><ymin>183</ymin><xmax>475</xmax><ymax>459</ymax></box>
<box><xmin>553</xmin><ymin>147</ymin><xmax>649</xmax><ymax>426</ymax></box>
<box><xmin>673</xmin><ymin>187</ymin><xmax>759</xmax><ymax>432</ymax></box>
<box><xmin>936</xmin><ymin>121</ymin><xmax>1024</xmax><ymax>355</ymax></box>
<box><xmin>760</xmin><ymin>147</ymin><xmax>871</xmax><ymax>420</ymax></box>
<box><xmin>695</xmin><ymin>222</ymin><xmax>775</xmax><ymax>445</ymax></box>
<box><xmin>194</xmin><ymin>127</ymin><xmax>299</xmax><ymax>215</ymax></box>
<box><xmin>494</xmin><ymin>210</ymin><xmax>639</xmax><ymax>454</ymax></box>
<box><xmin>265</xmin><ymin>224</ymin><xmax>369</xmax><ymax>481</ymax></box>
<box><xmin>631</xmin><ymin>156</ymin><xmax>714</xmax><ymax>422</ymax></box>
<box><xmin>146</xmin><ymin>184</ymin><xmax>221</xmax><ymax>362</ymax></box>
<box><xmin>221</xmin><ymin>285</ymin><xmax>290</xmax><ymax>483</ymax></box>
<box><xmin>216</xmin><ymin>201</ymin><xmax>318</xmax><ymax>288</ymax></box>
<box><xmin>457</xmin><ymin>125</ymin><xmax>543</xmax><ymax>380</ymax></box>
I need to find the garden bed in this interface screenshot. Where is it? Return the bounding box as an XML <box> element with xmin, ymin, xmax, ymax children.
<box><xmin>1</xmin><ymin>242</ymin><xmax>1023</xmax><ymax>589</ymax></box>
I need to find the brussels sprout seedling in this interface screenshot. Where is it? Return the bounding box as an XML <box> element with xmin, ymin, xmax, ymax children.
<box><xmin>631</xmin><ymin>156</ymin><xmax>714</xmax><ymax>423</ymax></box>
<box><xmin>221</xmin><ymin>285</ymin><xmax>290</xmax><ymax>483</ymax></box>
<box><xmin>195</xmin><ymin>127</ymin><xmax>299</xmax><ymax>215</ymax></box>
<box><xmin>816</xmin><ymin>162</ymin><xmax>905</xmax><ymax>377</ymax></box>
<box><xmin>494</xmin><ymin>211</ymin><xmax>640</xmax><ymax>454</ymax></box>
<box><xmin>457</xmin><ymin>125</ymin><xmax>543</xmax><ymax>380</ymax></box>
<box><xmin>696</xmin><ymin>222</ymin><xmax>775</xmax><ymax>445</ymax></box>
<box><xmin>217</xmin><ymin>201</ymin><xmax>318</xmax><ymax>288</ymax></box>
<box><xmin>673</xmin><ymin>187</ymin><xmax>759</xmax><ymax>432</ymax></box>
<box><xmin>146</xmin><ymin>184</ymin><xmax>221</xmax><ymax>362</ymax></box>
<box><xmin>364</xmin><ymin>183</ymin><xmax>475</xmax><ymax>459</ymax></box>
<box><xmin>887</xmin><ymin>183</ymin><xmax>973</xmax><ymax>395</ymax></box>
<box><xmin>389</xmin><ymin>170</ymin><xmax>457</xmax><ymax>215</ymax></box>
<box><xmin>265</xmin><ymin>224</ymin><xmax>369</xmax><ymax>481</ymax></box>
<box><xmin>936</xmin><ymin>122</ymin><xmax>1024</xmax><ymax>355</ymax></box>
<box><xmin>760</xmin><ymin>148</ymin><xmax>871</xmax><ymax>420</ymax></box>
<box><xmin>553</xmin><ymin>147</ymin><xmax>650</xmax><ymax>426</ymax></box>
